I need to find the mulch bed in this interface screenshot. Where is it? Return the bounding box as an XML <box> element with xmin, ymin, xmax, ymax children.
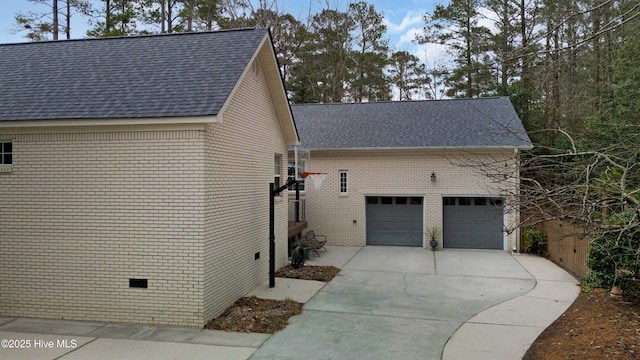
<box><xmin>204</xmin><ymin>264</ymin><xmax>340</xmax><ymax>334</ymax></box>
<box><xmin>523</xmin><ymin>288</ymin><xmax>640</xmax><ymax>360</ymax></box>
<box><xmin>275</xmin><ymin>264</ymin><xmax>341</xmax><ymax>282</ymax></box>
<box><xmin>204</xmin><ymin>296</ymin><xmax>302</xmax><ymax>334</ymax></box>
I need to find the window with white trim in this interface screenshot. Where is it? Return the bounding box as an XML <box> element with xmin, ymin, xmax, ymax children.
<box><xmin>339</xmin><ymin>170</ymin><xmax>348</xmax><ymax>194</ymax></box>
<box><xmin>1</xmin><ymin>141</ymin><xmax>12</xmax><ymax>166</ymax></box>
<box><xmin>274</xmin><ymin>154</ymin><xmax>282</xmax><ymax>192</ymax></box>
<box><xmin>288</xmin><ymin>160</ymin><xmax>305</xmax><ymax>192</ymax></box>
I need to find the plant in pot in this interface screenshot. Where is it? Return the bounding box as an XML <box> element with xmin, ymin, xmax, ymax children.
<box><xmin>426</xmin><ymin>226</ymin><xmax>441</xmax><ymax>251</ymax></box>
<box><xmin>294</xmin><ymin>236</ymin><xmax>311</xmax><ymax>259</ymax></box>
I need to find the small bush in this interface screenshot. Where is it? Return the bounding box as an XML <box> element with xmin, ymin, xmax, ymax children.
<box><xmin>523</xmin><ymin>228</ymin><xmax>547</xmax><ymax>253</ymax></box>
<box><xmin>587</xmin><ymin>210</ymin><xmax>640</xmax><ymax>290</ymax></box>
<box><xmin>580</xmin><ymin>273</ymin><xmax>603</xmax><ymax>292</ymax></box>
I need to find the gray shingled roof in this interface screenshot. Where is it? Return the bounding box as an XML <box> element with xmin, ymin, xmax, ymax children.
<box><xmin>291</xmin><ymin>98</ymin><xmax>532</xmax><ymax>149</ymax></box>
<box><xmin>0</xmin><ymin>28</ymin><xmax>267</xmax><ymax>121</ymax></box>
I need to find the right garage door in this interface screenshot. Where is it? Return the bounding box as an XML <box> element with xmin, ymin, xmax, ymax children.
<box><xmin>443</xmin><ymin>197</ymin><xmax>504</xmax><ymax>249</ymax></box>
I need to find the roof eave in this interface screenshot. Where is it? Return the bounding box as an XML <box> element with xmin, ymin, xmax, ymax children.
<box><xmin>301</xmin><ymin>145</ymin><xmax>534</xmax><ymax>152</ymax></box>
<box><xmin>0</xmin><ymin>115</ymin><xmax>220</xmax><ymax>128</ymax></box>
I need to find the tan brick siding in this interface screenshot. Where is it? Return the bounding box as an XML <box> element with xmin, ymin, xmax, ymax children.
<box><xmin>301</xmin><ymin>150</ymin><xmax>520</xmax><ymax>250</ymax></box>
<box><xmin>202</xmin><ymin>57</ymin><xmax>289</xmax><ymax>323</ymax></box>
<box><xmin>0</xmin><ymin>58</ymin><xmax>291</xmax><ymax>327</ymax></box>
<box><xmin>0</xmin><ymin>130</ymin><xmax>206</xmax><ymax>326</ymax></box>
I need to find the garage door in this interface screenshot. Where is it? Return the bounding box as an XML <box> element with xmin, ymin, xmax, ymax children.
<box><xmin>443</xmin><ymin>197</ymin><xmax>504</xmax><ymax>249</ymax></box>
<box><xmin>366</xmin><ymin>196</ymin><xmax>423</xmax><ymax>246</ymax></box>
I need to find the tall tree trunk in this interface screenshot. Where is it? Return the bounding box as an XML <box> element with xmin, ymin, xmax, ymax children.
<box><xmin>167</xmin><ymin>0</ymin><xmax>173</xmax><ymax>33</ymax></box>
<box><xmin>593</xmin><ymin>0</ymin><xmax>602</xmax><ymax>107</ymax></box>
<box><xmin>105</xmin><ymin>0</ymin><xmax>111</xmax><ymax>34</ymax></box>
<box><xmin>65</xmin><ymin>0</ymin><xmax>71</xmax><ymax>39</ymax></box>
<box><xmin>187</xmin><ymin>0</ymin><xmax>193</xmax><ymax>31</ymax></box>
<box><xmin>53</xmin><ymin>0</ymin><xmax>59</xmax><ymax>40</ymax></box>
<box><xmin>566</xmin><ymin>6</ymin><xmax>577</xmax><ymax>131</ymax></box>
<box><xmin>465</xmin><ymin>14</ymin><xmax>472</xmax><ymax>97</ymax></box>
<box><xmin>552</xmin><ymin>30</ymin><xmax>560</xmax><ymax>133</ymax></box>
<box><xmin>499</xmin><ymin>0</ymin><xmax>508</xmax><ymax>89</ymax></box>
<box><xmin>520</xmin><ymin>0</ymin><xmax>530</xmax><ymax>122</ymax></box>
<box><xmin>121</xmin><ymin>0</ymin><xmax>127</xmax><ymax>33</ymax></box>
<box><xmin>161</xmin><ymin>0</ymin><xmax>166</xmax><ymax>33</ymax></box>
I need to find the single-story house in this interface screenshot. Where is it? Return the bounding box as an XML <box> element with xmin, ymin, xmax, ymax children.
<box><xmin>0</xmin><ymin>28</ymin><xmax>299</xmax><ymax>327</ymax></box>
<box><xmin>290</xmin><ymin>99</ymin><xmax>533</xmax><ymax>251</ymax></box>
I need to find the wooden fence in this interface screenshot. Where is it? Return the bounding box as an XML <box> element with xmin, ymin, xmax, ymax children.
<box><xmin>535</xmin><ymin>220</ymin><xmax>590</xmax><ymax>279</ymax></box>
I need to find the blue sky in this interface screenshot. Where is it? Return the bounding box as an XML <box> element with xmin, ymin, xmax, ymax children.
<box><xmin>0</xmin><ymin>0</ymin><xmax>441</xmax><ymax>59</ymax></box>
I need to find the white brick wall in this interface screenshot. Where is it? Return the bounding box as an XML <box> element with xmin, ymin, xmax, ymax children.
<box><xmin>0</xmin><ymin>130</ymin><xmax>207</xmax><ymax>326</ymax></box>
<box><xmin>300</xmin><ymin>149</ymin><xmax>521</xmax><ymax>250</ymax></box>
<box><xmin>0</xmin><ymin>58</ymin><xmax>291</xmax><ymax>327</ymax></box>
<box><xmin>202</xmin><ymin>56</ymin><xmax>289</xmax><ymax>323</ymax></box>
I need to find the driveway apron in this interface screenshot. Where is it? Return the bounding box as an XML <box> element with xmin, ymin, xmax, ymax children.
<box><xmin>250</xmin><ymin>247</ymin><xmax>535</xmax><ymax>360</ymax></box>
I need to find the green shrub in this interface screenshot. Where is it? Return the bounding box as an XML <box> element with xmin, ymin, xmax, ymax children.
<box><xmin>587</xmin><ymin>210</ymin><xmax>640</xmax><ymax>289</ymax></box>
<box><xmin>523</xmin><ymin>228</ymin><xmax>547</xmax><ymax>253</ymax></box>
<box><xmin>580</xmin><ymin>273</ymin><xmax>603</xmax><ymax>292</ymax></box>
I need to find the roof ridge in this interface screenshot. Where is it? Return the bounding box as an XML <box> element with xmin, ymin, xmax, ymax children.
<box><xmin>291</xmin><ymin>97</ymin><xmax>508</xmax><ymax>107</ymax></box>
<box><xmin>0</xmin><ymin>27</ymin><xmax>265</xmax><ymax>47</ymax></box>
<box><xmin>291</xmin><ymin>97</ymin><xmax>532</xmax><ymax>150</ymax></box>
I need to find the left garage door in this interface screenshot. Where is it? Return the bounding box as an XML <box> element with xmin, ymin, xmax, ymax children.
<box><xmin>366</xmin><ymin>196</ymin><xmax>423</xmax><ymax>247</ymax></box>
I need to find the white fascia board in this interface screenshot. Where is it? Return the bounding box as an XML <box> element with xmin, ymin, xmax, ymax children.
<box><xmin>0</xmin><ymin>115</ymin><xmax>219</xmax><ymax>128</ymax></box>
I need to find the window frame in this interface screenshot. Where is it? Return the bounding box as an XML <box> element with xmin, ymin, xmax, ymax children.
<box><xmin>274</xmin><ymin>154</ymin><xmax>282</xmax><ymax>195</ymax></box>
<box><xmin>287</xmin><ymin>160</ymin><xmax>305</xmax><ymax>192</ymax></box>
<box><xmin>0</xmin><ymin>140</ymin><xmax>12</xmax><ymax>166</ymax></box>
<box><xmin>339</xmin><ymin>170</ymin><xmax>348</xmax><ymax>194</ymax></box>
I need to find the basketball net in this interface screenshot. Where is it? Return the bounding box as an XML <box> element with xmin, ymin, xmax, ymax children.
<box><xmin>301</xmin><ymin>172</ymin><xmax>327</xmax><ymax>189</ymax></box>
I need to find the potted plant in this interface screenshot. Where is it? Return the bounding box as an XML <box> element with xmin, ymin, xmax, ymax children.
<box><xmin>294</xmin><ymin>235</ymin><xmax>312</xmax><ymax>259</ymax></box>
<box><xmin>426</xmin><ymin>226</ymin><xmax>441</xmax><ymax>251</ymax></box>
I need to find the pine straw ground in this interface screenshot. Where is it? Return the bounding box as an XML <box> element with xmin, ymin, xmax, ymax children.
<box><xmin>204</xmin><ymin>265</ymin><xmax>340</xmax><ymax>334</ymax></box>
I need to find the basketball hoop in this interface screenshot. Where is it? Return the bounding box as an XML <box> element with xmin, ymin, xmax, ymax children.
<box><xmin>301</xmin><ymin>172</ymin><xmax>327</xmax><ymax>189</ymax></box>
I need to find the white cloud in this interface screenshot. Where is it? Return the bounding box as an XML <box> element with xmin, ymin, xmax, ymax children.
<box><xmin>476</xmin><ymin>7</ymin><xmax>500</xmax><ymax>34</ymax></box>
<box><xmin>417</xmin><ymin>43</ymin><xmax>452</xmax><ymax>67</ymax></box>
<box><xmin>397</xmin><ymin>27</ymin><xmax>422</xmax><ymax>46</ymax></box>
<box><xmin>383</xmin><ymin>10</ymin><xmax>425</xmax><ymax>34</ymax></box>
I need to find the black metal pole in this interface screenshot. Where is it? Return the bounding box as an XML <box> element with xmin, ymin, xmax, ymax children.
<box><xmin>269</xmin><ymin>183</ymin><xmax>275</xmax><ymax>288</ymax></box>
<box><xmin>295</xmin><ymin>181</ymin><xmax>300</xmax><ymax>222</ymax></box>
<box><xmin>269</xmin><ymin>178</ymin><xmax>297</xmax><ymax>288</ymax></box>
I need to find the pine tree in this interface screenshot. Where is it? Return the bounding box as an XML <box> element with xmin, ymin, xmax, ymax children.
<box><xmin>389</xmin><ymin>51</ymin><xmax>427</xmax><ymax>100</ymax></box>
<box><xmin>14</xmin><ymin>0</ymin><xmax>91</xmax><ymax>41</ymax></box>
<box><xmin>347</xmin><ymin>2</ymin><xmax>391</xmax><ymax>102</ymax></box>
<box><xmin>420</xmin><ymin>0</ymin><xmax>493</xmax><ymax>98</ymax></box>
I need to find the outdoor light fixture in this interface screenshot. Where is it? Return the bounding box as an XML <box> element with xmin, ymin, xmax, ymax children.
<box><xmin>431</xmin><ymin>172</ymin><xmax>436</xmax><ymax>182</ymax></box>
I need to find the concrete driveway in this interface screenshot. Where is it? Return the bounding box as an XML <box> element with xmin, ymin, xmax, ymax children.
<box><xmin>251</xmin><ymin>247</ymin><xmax>539</xmax><ymax>360</ymax></box>
<box><xmin>0</xmin><ymin>246</ymin><xmax>578</xmax><ymax>360</ymax></box>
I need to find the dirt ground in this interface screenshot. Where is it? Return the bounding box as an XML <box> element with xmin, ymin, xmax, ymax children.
<box><xmin>524</xmin><ymin>288</ymin><xmax>640</xmax><ymax>360</ymax></box>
